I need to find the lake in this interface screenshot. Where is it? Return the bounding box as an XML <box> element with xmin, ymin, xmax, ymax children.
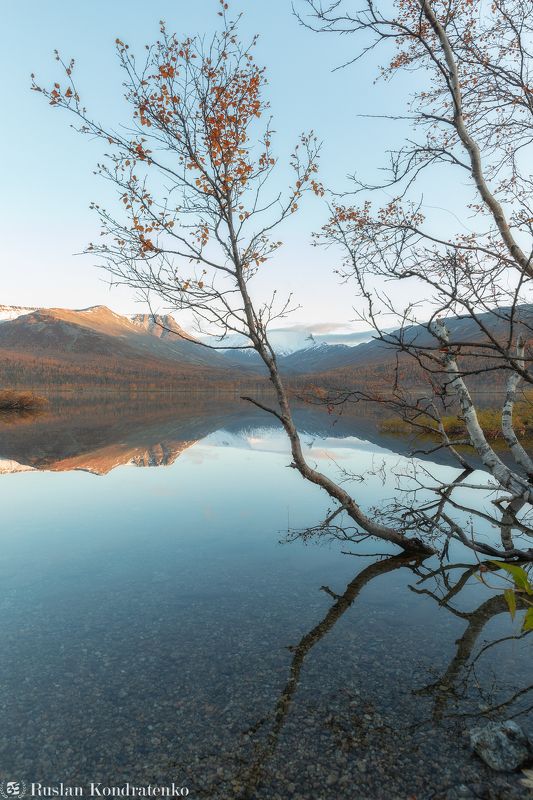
<box><xmin>0</xmin><ymin>396</ymin><xmax>531</xmax><ymax>799</ymax></box>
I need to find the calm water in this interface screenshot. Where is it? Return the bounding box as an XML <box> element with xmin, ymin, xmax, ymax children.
<box><xmin>0</xmin><ymin>397</ymin><xmax>531</xmax><ymax>799</ymax></box>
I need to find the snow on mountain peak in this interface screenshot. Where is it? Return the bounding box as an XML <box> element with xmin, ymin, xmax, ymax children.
<box><xmin>0</xmin><ymin>304</ymin><xmax>39</xmax><ymax>322</ymax></box>
<box><xmin>200</xmin><ymin>324</ymin><xmax>375</xmax><ymax>355</ymax></box>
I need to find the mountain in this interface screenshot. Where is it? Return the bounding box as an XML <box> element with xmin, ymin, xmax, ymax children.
<box><xmin>0</xmin><ymin>305</ymin><xmax>259</xmax><ymax>388</ymax></box>
<box><xmin>130</xmin><ymin>312</ymin><xmax>196</xmax><ymax>342</ymax></box>
<box><xmin>0</xmin><ymin>303</ymin><xmax>377</xmax><ymax>388</ymax></box>
<box><xmin>294</xmin><ymin>304</ymin><xmax>533</xmax><ymax>387</ymax></box>
<box><xmin>2</xmin><ymin>301</ymin><xmax>529</xmax><ymax>390</ymax></box>
<box><xmin>202</xmin><ymin>324</ymin><xmax>375</xmax><ymax>356</ymax></box>
<box><xmin>279</xmin><ymin>342</ymin><xmax>358</xmax><ymax>374</ymax></box>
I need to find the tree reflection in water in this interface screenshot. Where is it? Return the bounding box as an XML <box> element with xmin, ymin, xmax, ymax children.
<box><xmin>411</xmin><ymin>563</ymin><xmax>532</xmax><ymax>724</ymax></box>
<box><xmin>212</xmin><ymin>555</ymin><xmax>533</xmax><ymax>800</ymax></box>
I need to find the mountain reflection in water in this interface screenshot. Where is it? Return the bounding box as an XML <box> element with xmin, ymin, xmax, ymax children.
<box><xmin>0</xmin><ymin>395</ymin><xmax>531</xmax><ymax>799</ymax></box>
<box><xmin>0</xmin><ymin>394</ymin><xmax>489</xmax><ymax>476</ymax></box>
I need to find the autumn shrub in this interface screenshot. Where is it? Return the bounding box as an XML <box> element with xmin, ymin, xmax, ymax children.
<box><xmin>381</xmin><ymin>402</ymin><xmax>533</xmax><ymax>444</ymax></box>
<box><xmin>0</xmin><ymin>390</ymin><xmax>47</xmax><ymax>411</ymax></box>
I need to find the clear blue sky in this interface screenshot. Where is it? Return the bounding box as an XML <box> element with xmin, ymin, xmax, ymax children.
<box><xmin>1</xmin><ymin>0</ymin><xmax>468</xmax><ymax>329</ymax></box>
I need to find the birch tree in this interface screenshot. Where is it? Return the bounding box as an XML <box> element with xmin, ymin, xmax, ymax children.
<box><xmin>33</xmin><ymin>4</ymin><xmax>434</xmax><ymax>555</ymax></box>
<box><xmin>299</xmin><ymin>0</ymin><xmax>533</xmax><ymax>559</ymax></box>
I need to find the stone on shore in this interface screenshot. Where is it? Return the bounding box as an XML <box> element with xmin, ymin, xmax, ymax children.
<box><xmin>469</xmin><ymin>720</ymin><xmax>532</xmax><ymax>772</ymax></box>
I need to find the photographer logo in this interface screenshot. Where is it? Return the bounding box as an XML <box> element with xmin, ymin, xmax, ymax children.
<box><xmin>0</xmin><ymin>782</ymin><xmax>27</xmax><ymax>800</ymax></box>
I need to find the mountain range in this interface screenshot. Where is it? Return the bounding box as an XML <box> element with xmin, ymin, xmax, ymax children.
<box><xmin>0</xmin><ymin>305</ymin><xmax>257</xmax><ymax>389</ymax></box>
<box><xmin>0</xmin><ymin>303</ymin><xmax>530</xmax><ymax>390</ymax></box>
<box><xmin>0</xmin><ymin>303</ymin><xmax>366</xmax><ymax>388</ymax></box>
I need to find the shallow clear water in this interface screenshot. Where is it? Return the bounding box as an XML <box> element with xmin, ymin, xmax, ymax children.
<box><xmin>0</xmin><ymin>399</ymin><xmax>531</xmax><ymax>799</ymax></box>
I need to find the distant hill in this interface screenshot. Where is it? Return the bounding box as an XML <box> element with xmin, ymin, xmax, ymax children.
<box><xmin>0</xmin><ymin>305</ymin><xmax>259</xmax><ymax>389</ymax></box>
<box><xmin>293</xmin><ymin>304</ymin><xmax>533</xmax><ymax>389</ymax></box>
<box><xmin>213</xmin><ymin>306</ymin><xmax>533</xmax><ymax>380</ymax></box>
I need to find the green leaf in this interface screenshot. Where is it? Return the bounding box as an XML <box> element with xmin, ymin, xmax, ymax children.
<box><xmin>522</xmin><ymin>607</ymin><xmax>533</xmax><ymax>632</ymax></box>
<box><xmin>504</xmin><ymin>588</ymin><xmax>517</xmax><ymax>620</ymax></box>
<box><xmin>491</xmin><ymin>561</ymin><xmax>532</xmax><ymax>594</ymax></box>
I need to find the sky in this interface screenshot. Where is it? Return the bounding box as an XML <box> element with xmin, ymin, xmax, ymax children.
<box><xmin>1</xmin><ymin>0</ymin><xmax>471</xmax><ymax>331</ymax></box>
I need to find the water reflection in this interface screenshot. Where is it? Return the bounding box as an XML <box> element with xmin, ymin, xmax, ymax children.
<box><xmin>233</xmin><ymin>553</ymin><xmax>427</xmax><ymax>799</ymax></box>
<box><xmin>0</xmin><ymin>395</ymin><xmax>477</xmax><ymax>476</ymax></box>
<box><xmin>411</xmin><ymin>564</ymin><xmax>533</xmax><ymax>724</ymax></box>
<box><xmin>0</xmin><ymin>397</ymin><xmax>531</xmax><ymax>799</ymax></box>
<box><xmin>0</xmin><ymin>397</ymin><xmax>247</xmax><ymax>474</ymax></box>
<box><xmin>206</xmin><ymin>554</ymin><xmax>532</xmax><ymax>799</ymax></box>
